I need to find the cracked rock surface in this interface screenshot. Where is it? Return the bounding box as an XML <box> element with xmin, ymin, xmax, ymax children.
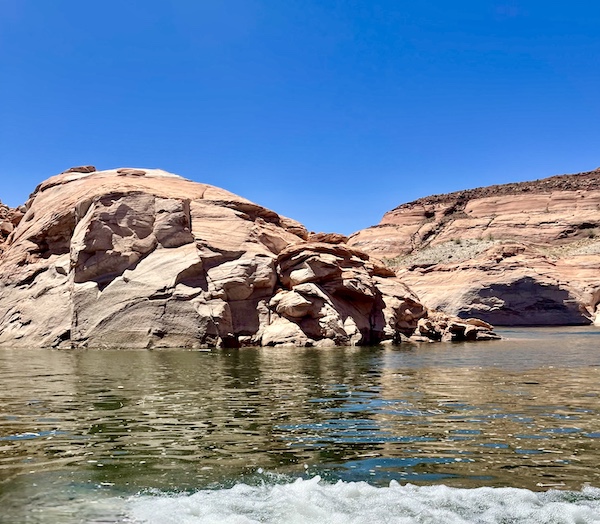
<box><xmin>0</xmin><ymin>167</ymin><xmax>498</xmax><ymax>348</ymax></box>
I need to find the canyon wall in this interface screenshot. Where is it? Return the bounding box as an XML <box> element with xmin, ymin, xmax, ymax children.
<box><xmin>349</xmin><ymin>168</ymin><xmax>600</xmax><ymax>326</ymax></box>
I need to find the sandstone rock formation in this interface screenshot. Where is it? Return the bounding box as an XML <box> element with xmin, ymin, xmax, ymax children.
<box><xmin>0</xmin><ymin>201</ymin><xmax>10</xmax><ymax>248</ymax></box>
<box><xmin>349</xmin><ymin>168</ymin><xmax>600</xmax><ymax>326</ymax></box>
<box><xmin>0</xmin><ymin>167</ymin><xmax>498</xmax><ymax>348</ymax></box>
<box><xmin>0</xmin><ymin>201</ymin><xmax>23</xmax><ymax>254</ymax></box>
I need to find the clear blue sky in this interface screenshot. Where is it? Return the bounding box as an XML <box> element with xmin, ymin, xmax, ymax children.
<box><xmin>1</xmin><ymin>1</ymin><xmax>599</xmax><ymax>234</ymax></box>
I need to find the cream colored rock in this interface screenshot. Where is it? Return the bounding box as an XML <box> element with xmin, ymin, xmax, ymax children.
<box><xmin>261</xmin><ymin>315</ymin><xmax>312</xmax><ymax>347</ymax></box>
<box><xmin>0</xmin><ymin>221</ymin><xmax>13</xmax><ymax>235</ymax></box>
<box><xmin>0</xmin><ymin>168</ymin><xmax>304</xmax><ymax>348</ymax></box>
<box><xmin>350</xmin><ymin>168</ymin><xmax>600</xmax><ymax>326</ymax></box>
<box><xmin>270</xmin><ymin>290</ymin><xmax>314</xmax><ymax>319</ymax></box>
<box><xmin>268</xmin><ymin>242</ymin><xmax>474</xmax><ymax>346</ymax></box>
<box><xmin>206</xmin><ymin>256</ymin><xmax>276</xmax><ymax>301</ymax></box>
<box><xmin>396</xmin><ymin>244</ymin><xmax>600</xmax><ymax>326</ymax></box>
<box><xmin>0</xmin><ymin>167</ymin><xmax>498</xmax><ymax>347</ymax></box>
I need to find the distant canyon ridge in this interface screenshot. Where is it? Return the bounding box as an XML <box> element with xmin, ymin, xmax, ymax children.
<box><xmin>349</xmin><ymin>167</ymin><xmax>600</xmax><ymax>326</ymax></box>
<box><xmin>0</xmin><ymin>167</ymin><xmax>498</xmax><ymax>349</ymax></box>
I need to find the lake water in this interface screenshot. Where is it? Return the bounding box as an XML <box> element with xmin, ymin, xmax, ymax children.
<box><xmin>1</xmin><ymin>327</ymin><xmax>600</xmax><ymax>523</ymax></box>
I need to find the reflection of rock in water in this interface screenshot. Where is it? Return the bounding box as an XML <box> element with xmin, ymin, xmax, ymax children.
<box><xmin>374</xmin><ymin>335</ymin><xmax>600</xmax><ymax>488</ymax></box>
<box><xmin>1</xmin><ymin>332</ymin><xmax>600</xmax><ymax>502</ymax></box>
<box><xmin>0</xmin><ymin>167</ymin><xmax>497</xmax><ymax>348</ymax></box>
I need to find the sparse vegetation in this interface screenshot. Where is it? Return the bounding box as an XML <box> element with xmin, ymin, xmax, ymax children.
<box><xmin>384</xmin><ymin>238</ymin><xmax>498</xmax><ymax>268</ymax></box>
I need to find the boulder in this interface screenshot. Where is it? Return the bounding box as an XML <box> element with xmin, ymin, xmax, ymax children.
<box><xmin>307</xmin><ymin>232</ymin><xmax>348</xmax><ymax>244</ymax></box>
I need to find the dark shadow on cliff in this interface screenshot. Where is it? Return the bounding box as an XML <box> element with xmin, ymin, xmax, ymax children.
<box><xmin>461</xmin><ymin>277</ymin><xmax>590</xmax><ymax>326</ymax></box>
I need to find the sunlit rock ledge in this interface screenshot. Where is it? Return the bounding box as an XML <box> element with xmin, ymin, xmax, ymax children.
<box><xmin>0</xmin><ymin>166</ymin><xmax>498</xmax><ymax>348</ymax></box>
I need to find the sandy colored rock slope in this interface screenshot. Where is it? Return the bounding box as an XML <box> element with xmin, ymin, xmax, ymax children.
<box><xmin>349</xmin><ymin>168</ymin><xmax>600</xmax><ymax>326</ymax></box>
<box><xmin>0</xmin><ymin>167</ymin><xmax>497</xmax><ymax>348</ymax></box>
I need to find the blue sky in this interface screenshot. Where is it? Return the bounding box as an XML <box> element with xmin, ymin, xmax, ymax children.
<box><xmin>1</xmin><ymin>1</ymin><xmax>599</xmax><ymax>234</ymax></box>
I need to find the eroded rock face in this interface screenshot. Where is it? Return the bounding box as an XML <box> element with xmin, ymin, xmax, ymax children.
<box><xmin>0</xmin><ymin>202</ymin><xmax>11</xmax><ymax>247</ymax></box>
<box><xmin>349</xmin><ymin>168</ymin><xmax>600</xmax><ymax>326</ymax></box>
<box><xmin>0</xmin><ymin>201</ymin><xmax>23</xmax><ymax>254</ymax></box>
<box><xmin>0</xmin><ymin>168</ymin><xmax>498</xmax><ymax>348</ymax></box>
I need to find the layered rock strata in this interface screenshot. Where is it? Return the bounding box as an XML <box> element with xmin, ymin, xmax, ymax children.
<box><xmin>349</xmin><ymin>168</ymin><xmax>600</xmax><ymax>326</ymax></box>
<box><xmin>0</xmin><ymin>167</ymin><xmax>498</xmax><ymax>348</ymax></box>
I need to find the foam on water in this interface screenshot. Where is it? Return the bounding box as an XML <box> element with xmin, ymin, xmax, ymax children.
<box><xmin>127</xmin><ymin>477</ymin><xmax>600</xmax><ymax>524</ymax></box>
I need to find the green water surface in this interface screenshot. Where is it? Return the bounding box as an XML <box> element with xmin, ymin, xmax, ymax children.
<box><xmin>1</xmin><ymin>327</ymin><xmax>599</xmax><ymax>522</ymax></box>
